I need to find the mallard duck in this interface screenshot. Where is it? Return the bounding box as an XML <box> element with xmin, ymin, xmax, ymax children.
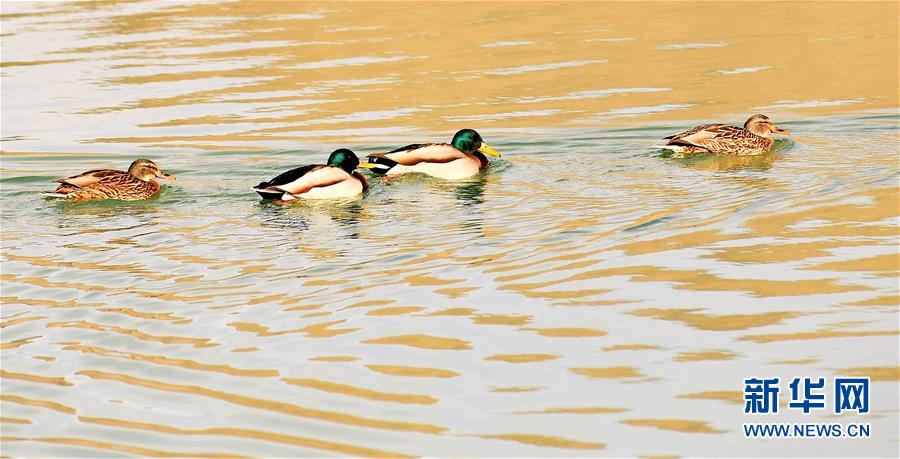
<box><xmin>366</xmin><ymin>128</ymin><xmax>501</xmax><ymax>180</ymax></box>
<box><xmin>253</xmin><ymin>149</ymin><xmax>375</xmax><ymax>201</ymax></box>
<box><xmin>42</xmin><ymin>159</ymin><xmax>174</xmax><ymax>202</ymax></box>
<box><xmin>656</xmin><ymin>114</ymin><xmax>790</xmax><ymax>156</ymax></box>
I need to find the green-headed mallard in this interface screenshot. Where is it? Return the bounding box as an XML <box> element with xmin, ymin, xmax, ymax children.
<box><xmin>253</xmin><ymin>148</ymin><xmax>375</xmax><ymax>202</ymax></box>
<box><xmin>366</xmin><ymin>128</ymin><xmax>501</xmax><ymax>179</ymax></box>
<box><xmin>42</xmin><ymin>159</ymin><xmax>174</xmax><ymax>202</ymax></box>
<box><xmin>657</xmin><ymin>114</ymin><xmax>790</xmax><ymax>156</ymax></box>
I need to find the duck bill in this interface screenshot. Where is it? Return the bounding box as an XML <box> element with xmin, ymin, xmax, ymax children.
<box><xmin>478</xmin><ymin>143</ymin><xmax>502</xmax><ymax>157</ymax></box>
<box><xmin>158</xmin><ymin>172</ymin><xmax>176</xmax><ymax>180</ymax></box>
<box><xmin>356</xmin><ymin>161</ymin><xmax>378</xmax><ymax>169</ymax></box>
<box><xmin>773</xmin><ymin>127</ymin><xmax>790</xmax><ymax>136</ymax></box>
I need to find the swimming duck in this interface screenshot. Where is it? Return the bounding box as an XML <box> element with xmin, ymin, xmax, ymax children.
<box><xmin>253</xmin><ymin>149</ymin><xmax>375</xmax><ymax>201</ymax></box>
<box><xmin>42</xmin><ymin>159</ymin><xmax>174</xmax><ymax>202</ymax></box>
<box><xmin>366</xmin><ymin>128</ymin><xmax>501</xmax><ymax>180</ymax></box>
<box><xmin>657</xmin><ymin>114</ymin><xmax>790</xmax><ymax>156</ymax></box>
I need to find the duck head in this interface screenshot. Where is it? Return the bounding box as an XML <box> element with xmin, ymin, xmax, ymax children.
<box><xmin>128</xmin><ymin>159</ymin><xmax>175</xmax><ymax>182</ymax></box>
<box><xmin>745</xmin><ymin>114</ymin><xmax>790</xmax><ymax>137</ymax></box>
<box><xmin>451</xmin><ymin>129</ymin><xmax>501</xmax><ymax>157</ymax></box>
<box><xmin>327</xmin><ymin>148</ymin><xmax>376</xmax><ymax>173</ymax></box>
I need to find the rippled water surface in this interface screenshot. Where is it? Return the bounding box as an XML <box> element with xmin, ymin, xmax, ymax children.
<box><xmin>2</xmin><ymin>2</ymin><xmax>899</xmax><ymax>457</ymax></box>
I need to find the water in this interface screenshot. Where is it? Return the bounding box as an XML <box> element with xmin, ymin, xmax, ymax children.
<box><xmin>1</xmin><ymin>2</ymin><xmax>898</xmax><ymax>457</ymax></box>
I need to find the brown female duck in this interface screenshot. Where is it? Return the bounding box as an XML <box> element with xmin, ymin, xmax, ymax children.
<box><xmin>42</xmin><ymin>159</ymin><xmax>174</xmax><ymax>202</ymax></box>
<box><xmin>657</xmin><ymin>114</ymin><xmax>790</xmax><ymax>156</ymax></box>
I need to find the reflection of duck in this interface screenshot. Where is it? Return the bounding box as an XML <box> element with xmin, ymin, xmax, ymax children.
<box><xmin>42</xmin><ymin>159</ymin><xmax>174</xmax><ymax>202</ymax></box>
<box><xmin>367</xmin><ymin>129</ymin><xmax>501</xmax><ymax>179</ymax></box>
<box><xmin>453</xmin><ymin>180</ymin><xmax>486</xmax><ymax>206</ymax></box>
<box><xmin>253</xmin><ymin>149</ymin><xmax>375</xmax><ymax>202</ymax></box>
<box><xmin>657</xmin><ymin>114</ymin><xmax>790</xmax><ymax>156</ymax></box>
<box><xmin>255</xmin><ymin>198</ymin><xmax>367</xmax><ymax>241</ymax></box>
<box><xmin>306</xmin><ymin>199</ymin><xmax>366</xmax><ymax>230</ymax></box>
<box><xmin>432</xmin><ymin>179</ymin><xmax>487</xmax><ymax>207</ymax></box>
<box><xmin>671</xmin><ymin>152</ymin><xmax>777</xmax><ymax>172</ymax></box>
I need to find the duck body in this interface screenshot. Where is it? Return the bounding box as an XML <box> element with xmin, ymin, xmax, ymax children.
<box><xmin>367</xmin><ymin>129</ymin><xmax>500</xmax><ymax>180</ymax></box>
<box><xmin>253</xmin><ymin>149</ymin><xmax>371</xmax><ymax>202</ymax></box>
<box><xmin>369</xmin><ymin>143</ymin><xmax>489</xmax><ymax>180</ymax></box>
<box><xmin>657</xmin><ymin>114</ymin><xmax>789</xmax><ymax>156</ymax></box>
<box><xmin>42</xmin><ymin>159</ymin><xmax>173</xmax><ymax>202</ymax></box>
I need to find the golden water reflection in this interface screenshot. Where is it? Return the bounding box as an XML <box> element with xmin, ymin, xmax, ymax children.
<box><xmin>1</xmin><ymin>2</ymin><xmax>898</xmax><ymax>152</ymax></box>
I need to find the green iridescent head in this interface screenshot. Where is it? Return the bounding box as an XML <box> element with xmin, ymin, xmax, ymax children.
<box><xmin>327</xmin><ymin>149</ymin><xmax>360</xmax><ymax>173</ymax></box>
<box><xmin>451</xmin><ymin>129</ymin><xmax>501</xmax><ymax>157</ymax></box>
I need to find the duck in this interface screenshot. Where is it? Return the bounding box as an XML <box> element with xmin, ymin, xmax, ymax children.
<box><xmin>42</xmin><ymin>159</ymin><xmax>174</xmax><ymax>202</ymax></box>
<box><xmin>656</xmin><ymin>114</ymin><xmax>790</xmax><ymax>156</ymax></box>
<box><xmin>366</xmin><ymin>128</ymin><xmax>501</xmax><ymax>180</ymax></box>
<box><xmin>253</xmin><ymin>149</ymin><xmax>375</xmax><ymax>202</ymax></box>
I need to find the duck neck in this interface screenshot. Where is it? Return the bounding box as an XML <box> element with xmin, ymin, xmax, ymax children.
<box><xmin>747</xmin><ymin>124</ymin><xmax>771</xmax><ymax>137</ymax></box>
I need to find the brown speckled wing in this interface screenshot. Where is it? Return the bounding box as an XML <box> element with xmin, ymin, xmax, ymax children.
<box><xmin>665</xmin><ymin>124</ymin><xmax>718</xmax><ymax>141</ymax></box>
<box><xmin>710</xmin><ymin>125</ymin><xmax>754</xmax><ymax>140</ymax></box>
<box><xmin>665</xmin><ymin>124</ymin><xmax>727</xmax><ymax>149</ymax></box>
<box><xmin>56</xmin><ymin>169</ymin><xmax>125</xmax><ymax>187</ymax></box>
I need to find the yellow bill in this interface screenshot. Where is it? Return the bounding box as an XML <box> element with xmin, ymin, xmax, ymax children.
<box><xmin>478</xmin><ymin>143</ymin><xmax>501</xmax><ymax>157</ymax></box>
<box><xmin>357</xmin><ymin>161</ymin><xmax>378</xmax><ymax>169</ymax></box>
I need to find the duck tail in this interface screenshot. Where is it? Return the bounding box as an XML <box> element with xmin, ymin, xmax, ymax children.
<box><xmin>253</xmin><ymin>185</ymin><xmax>300</xmax><ymax>202</ymax></box>
<box><xmin>41</xmin><ymin>191</ymin><xmax>70</xmax><ymax>199</ymax></box>
<box><xmin>653</xmin><ymin>145</ymin><xmax>683</xmax><ymax>152</ymax></box>
<box><xmin>365</xmin><ymin>156</ymin><xmax>397</xmax><ymax>175</ymax></box>
<box><xmin>253</xmin><ymin>184</ymin><xmax>285</xmax><ymax>200</ymax></box>
<box><xmin>278</xmin><ymin>192</ymin><xmax>298</xmax><ymax>203</ymax></box>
